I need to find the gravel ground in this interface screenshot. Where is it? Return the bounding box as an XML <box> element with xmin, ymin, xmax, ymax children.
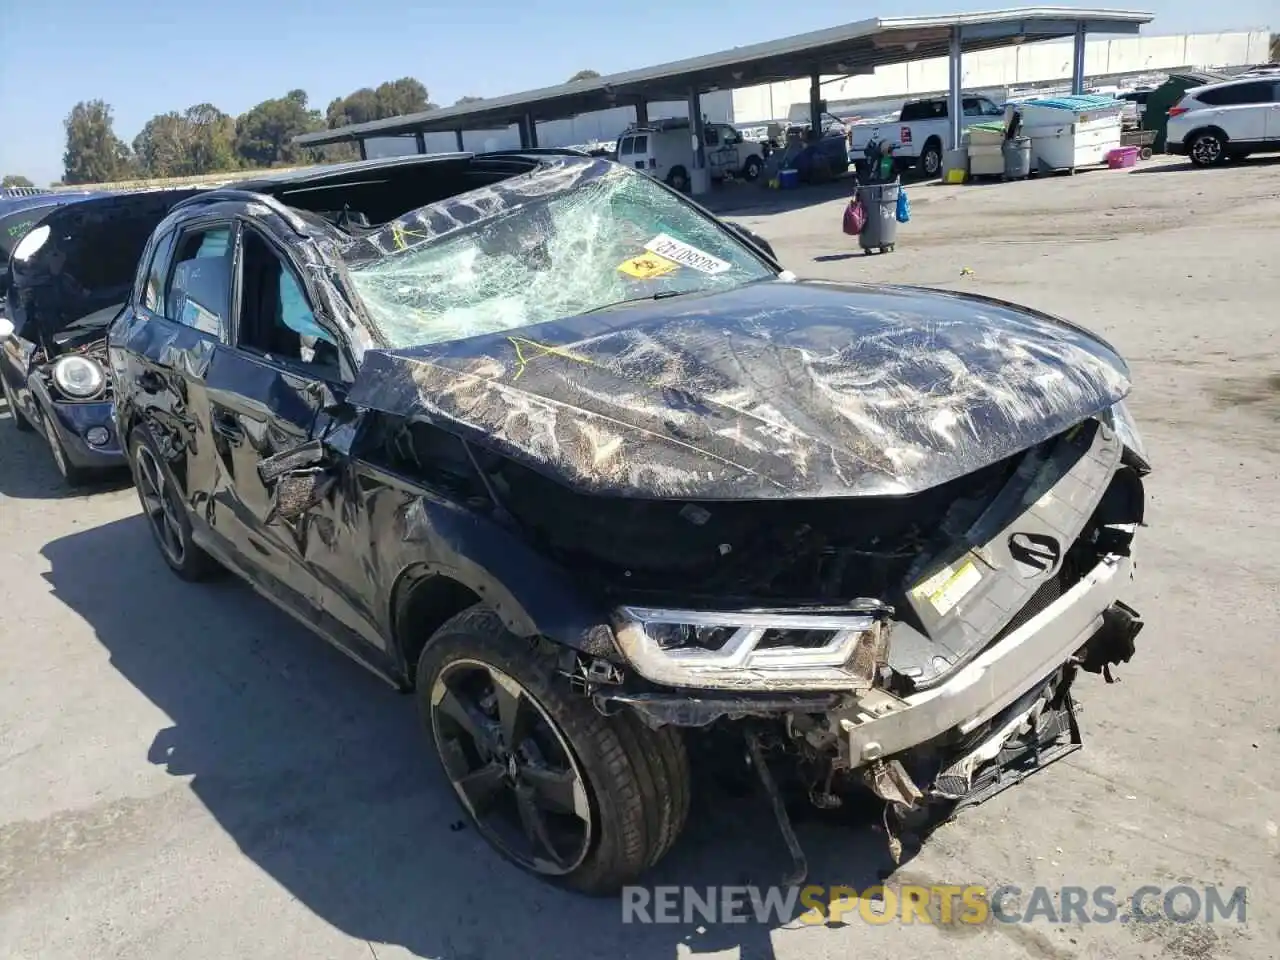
<box><xmin>1</xmin><ymin>155</ymin><xmax>1277</xmax><ymax>960</ymax></box>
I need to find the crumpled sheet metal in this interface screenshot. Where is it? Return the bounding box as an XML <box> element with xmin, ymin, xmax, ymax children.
<box><xmin>347</xmin><ymin>279</ymin><xmax>1131</xmax><ymax>500</ymax></box>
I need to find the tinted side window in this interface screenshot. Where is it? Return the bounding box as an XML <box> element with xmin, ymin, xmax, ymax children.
<box><xmin>238</xmin><ymin>228</ymin><xmax>339</xmax><ymax>373</ymax></box>
<box><xmin>619</xmin><ymin>137</ymin><xmax>634</xmax><ymax>155</ymax></box>
<box><xmin>166</xmin><ymin>226</ymin><xmax>233</xmax><ymax>339</ymax></box>
<box><xmin>1197</xmin><ymin>82</ymin><xmax>1275</xmax><ymax>106</ymax></box>
<box><xmin>632</xmin><ymin>134</ymin><xmax>648</xmax><ymax>153</ymax></box>
<box><xmin>703</xmin><ymin>126</ymin><xmax>720</xmax><ymax>146</ymax></box>
<box><xmin>962</xmin><ymin>98</ymin><xmax>985</xmax><ymax>117</ymax></box>
<box><xmin>901</xmin><ymin>100</ymin><xmax>946</xmax><ymax>121</ymax></box>
<box><xmin>142</xmin><ymin>230</ymin><xmax>176</xmax><ymax>314</ymax></box>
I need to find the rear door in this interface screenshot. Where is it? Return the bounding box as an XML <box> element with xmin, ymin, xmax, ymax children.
<box><xmin>116</xmin><ymin>215</ymin><xmax>238</xmax><ymax>556</ymax></box>
<box><xmin>1265</xmin><ymin>81</ymin><xmax>1280</xmax><ymax>143</ymax></box>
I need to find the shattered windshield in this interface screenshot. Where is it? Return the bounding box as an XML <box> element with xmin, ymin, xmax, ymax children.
<box><xmin>346</xmin><ymin>166</ymin><xmax>776</xmax><ymax>349</ymax></box>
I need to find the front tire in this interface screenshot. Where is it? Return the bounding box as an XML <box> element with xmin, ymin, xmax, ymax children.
<box><xmin>45</xmin><ymin>421</ymin><xmax>89</xmax><ymax>487</ymax></box>
<box><xmin>741</xmin><ymin>156</ymin><xmax>763</xmax><ymax>181</ymax></box>
<box><xmin>129</xmin><ymin>426</ymin><xmax>219</xmax><ymax>581</ymax></box>
<box><xmin>1188</xmin><ymin>131</ymin><xmax>1226</xmax><ymax>167</ymax></box>
<box><xmin>1</xmin><ymin>375</ymin><xmax>33</xmax><ymax>432</ymax></box>
<box><xmin>666</xmin><ymin>166</ymin><xmax>689</xmax><ymax>192</ymax></box>
<box><xmin>417</xmin><ymin>606</ymin><xmax>690</xmax><ymax>895</ymax></box>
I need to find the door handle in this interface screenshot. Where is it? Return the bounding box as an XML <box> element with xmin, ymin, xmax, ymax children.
<box><xmin>211</xmin><ymin>409</ymin><xmax>244</xmax><ymax>441</ymax></box>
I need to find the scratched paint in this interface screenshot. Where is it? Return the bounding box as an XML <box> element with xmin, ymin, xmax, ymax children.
<box><xmin>347</xmin><ymin>277</ymin><xmax>1131</xmax><ymax>500</ymax></box>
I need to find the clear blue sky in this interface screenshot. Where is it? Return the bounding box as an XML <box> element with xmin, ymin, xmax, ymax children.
<box><xmin>0</xmin><ymin>0</ymin><xmax>1272</xmax><ymax>185</ymax></box>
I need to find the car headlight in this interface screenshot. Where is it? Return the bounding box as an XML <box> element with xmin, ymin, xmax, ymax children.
<box><xmin>51</xmin><ymin>355</ymin><xmax>106</xmax><ymax>399</ymax></box>
<box><xmin>1109</xmin><ymin>398</ymin><xmax>1148</xmax><ymax>464</ymax></box>
<box><xmin>11</xmin><ymin>224</ymin><xmax>50</xmax><ymax>263</ymax></box>
<box><xmin>612</xmin><ymin>606</ymin><xmax>889</xmax><ymax>690</ymax></box>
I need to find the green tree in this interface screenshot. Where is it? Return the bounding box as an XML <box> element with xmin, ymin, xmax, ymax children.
<box><xmin>567</xmin><ymin>69</ymin><xmax>600</xmax><ymax>82</ymax></box>
<box><xmin>184</xmin><ymin>103</ymin><xmax>239</xmax><ymax>173</ymax></box>
<box><xmin>63</xmin><ymin>100</ymin><xmax>135</xmax><ymax>184</ymax></box>
<box><xmin>235</xmin><ymin>89</ymin><xmax>324</xmax><ymax>168</ymax></box>
<box><xmin>132</xmin><ymin>111</ymin><xmax>191</xmax><ymax>178</ymax></box>
<box><xmin>2</xmin><ymin>174</ymin><xmax>35</xmax><ymax>188</ymax></box>
<box><xmin>133</xmin><ymin>103</ymin><xmax>239</xmax><ymax>178</ymax></box>
<box><xmin>374</xmin><ymin>77</ymin><xmax>432</xmax><ymax>116</ymax></box>
<box><xmin>454</xmin><ymin>95</ymin><xmax>485</xmax><ymax>106</ymax></box>
<box><xmin>326</xmin><ymin>77</ymin><xmax>435</xmax><ymax>129</ymax></box>
<box><xmin>326</xmin><ymin>87</ymin><xmax>380</xmax><ymax>128</ymax></box>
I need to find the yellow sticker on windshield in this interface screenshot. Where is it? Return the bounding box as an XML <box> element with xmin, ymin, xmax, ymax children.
<box><xmin>617</xmin><ymin>252</ymin><xmax>678</xmax><ymax>279</ymax></box>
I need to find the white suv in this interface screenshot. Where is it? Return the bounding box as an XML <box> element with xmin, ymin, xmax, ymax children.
<box><xmin>1166</xmin><ymin>76</ymin><xmax>1280</xmax><ymax>166</ymax></box>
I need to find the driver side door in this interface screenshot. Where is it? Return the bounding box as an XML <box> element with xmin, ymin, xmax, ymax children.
<box><xmin>200</xmin><ymin>220</ymin><xmax>341</xmax><ymax>613</ymax></box>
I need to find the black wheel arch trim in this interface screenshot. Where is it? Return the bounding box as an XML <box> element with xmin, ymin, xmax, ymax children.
<box><xmin>385</xmin><ymin>499</ymin><xmax>623</xmax><ymax>682</ymax></box>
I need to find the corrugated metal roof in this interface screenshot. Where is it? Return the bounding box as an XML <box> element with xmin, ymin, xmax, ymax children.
<box><xmin>296</xmin><ymin>7</ymin><xmax>1153</xmax><ymax>146</ymax></box>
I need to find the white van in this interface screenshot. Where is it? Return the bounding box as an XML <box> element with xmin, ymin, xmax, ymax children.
<box><xmin>616</xmin><ymin>119</ymin><xmax>765</xmax><ymax>191</ymax></box>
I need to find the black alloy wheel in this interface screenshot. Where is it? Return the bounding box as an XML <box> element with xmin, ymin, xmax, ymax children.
<box><xmin>430</xmin><ymin>657</ymin><xmax>594</xmax><ymax>877</ymax></box>
<box><xmin>129</xmin><ymin>428</ymin><xmax>219</xmax><ymax>580</ymax></box>
<box><xmin>417</xmin><ymin>607</ymin><xmax>691</xmax><ymax>894</ymax></box>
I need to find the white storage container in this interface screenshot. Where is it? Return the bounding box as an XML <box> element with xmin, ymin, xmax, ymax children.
<box><xmin>964</xmin><ymin>123</ymin><xmax>1007</xmax><ymax>177</ymax></box>
<box><xmin>1012</xmin><ymin>95</ymin><xmax>1124</xmax><ymax>173</ymax></box>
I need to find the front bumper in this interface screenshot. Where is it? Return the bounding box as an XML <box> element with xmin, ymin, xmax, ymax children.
<box><xmin>29</xmin><ymin>376</ymin><xmax>124</xmax><ymax>471</ymax></box>
<box><xmin>603</xmin><ymin>551</ymin><xmax>1138</xmax><ymax>766</ymax></box>
<box><xmin>834</xmin><ymin>551</ymin><xmax>1133</xmax><ymax>769</ymax></box>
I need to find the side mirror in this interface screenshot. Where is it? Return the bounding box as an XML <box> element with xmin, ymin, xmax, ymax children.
<box><xmin>258</xmin><ymin>438</ymin><xmax>329</xmax><ymax>485</ymax></box>
<box><xmin>0</xmin><ymin>316</ymin><xmax>13</xmax><ymax>341</ymax></box>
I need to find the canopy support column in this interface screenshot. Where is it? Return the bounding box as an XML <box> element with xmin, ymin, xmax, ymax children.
<box><xmin>948</xmin><ymin>26</ymin><xmax>963</xmax><ymax>151</ymax></box>
<box><xmin>1072</xmin><ymin>23</ymin><xmax>1088</xmax><ymax>94</ymax></box>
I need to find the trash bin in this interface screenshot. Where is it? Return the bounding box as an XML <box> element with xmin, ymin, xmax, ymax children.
<box><xmin>856</xmin><ymin>180</ymin><xmax>900</xmax><ymax>253</ymax></box>
<box><xmin>1002</xmin><ymin>137</ymin><xmax>1032</xmax><ymax>180</ymax></box>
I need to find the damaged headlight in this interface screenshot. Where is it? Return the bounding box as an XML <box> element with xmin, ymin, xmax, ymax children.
<box><xmin>1109</xmin><ymin>399</ymin><xmax>1148</xmax><ymax>464</ymax></box>
<box><xmin>51</xmin><ymin>355</ymin><xmax>106</xmax><ymax>400</ymax></box>
<box><xmin>613</xmin><ymin>607</ymin><xmax>889</xmax><ymax>691</ymax></box>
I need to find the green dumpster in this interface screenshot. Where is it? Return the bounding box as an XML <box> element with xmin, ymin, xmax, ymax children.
<box><xmin>1142</xmin><ymin>70</ymin><xmax>1229</xmax><ymax>153</ymax></box>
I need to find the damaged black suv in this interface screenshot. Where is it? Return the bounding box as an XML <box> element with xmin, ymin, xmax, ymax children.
<box><xmin>109</xmin><ymin>151</ymin><xmax>1150</xmax><ymax>894</ymax></box>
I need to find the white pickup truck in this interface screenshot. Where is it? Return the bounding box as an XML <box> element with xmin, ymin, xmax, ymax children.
<box><xmin>847</xmin><ymin>94</ymin><xmax>1005</xmax><ymax>178</ymax></box>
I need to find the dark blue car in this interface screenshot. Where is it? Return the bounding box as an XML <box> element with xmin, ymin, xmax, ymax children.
<box><xmin>0</xmin><ymin>189</ymin><xmax>200</xmax><ymax>484</ymax></box>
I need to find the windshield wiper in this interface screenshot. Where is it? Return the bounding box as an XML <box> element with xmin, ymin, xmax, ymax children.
<box><xmin>581</xmin><ymin>289</ymin><xmax>691</xmax><ymax>315</ymax></box>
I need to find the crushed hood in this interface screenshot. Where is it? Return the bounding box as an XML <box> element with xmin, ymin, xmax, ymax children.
<box><xmin>347</xmin><ymin>280</ymin><xmax>1131</xmax><ymax>499</ymax></box>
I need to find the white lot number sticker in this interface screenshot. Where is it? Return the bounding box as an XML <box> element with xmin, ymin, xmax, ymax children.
<box><xmin>644</xmin><ymin>233</ymin><xmax>731</xmax><ymax>275</ymax></box>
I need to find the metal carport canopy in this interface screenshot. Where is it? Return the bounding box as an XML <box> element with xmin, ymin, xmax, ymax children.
<box><xmin>294</xmin><ymin>7</ymin><xmax>1152</xmax><ymax>147</ymax></box>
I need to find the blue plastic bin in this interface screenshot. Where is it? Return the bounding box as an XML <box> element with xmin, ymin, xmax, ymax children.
<box><xmin>778</xmin><ymin>168</ymin><xmax>799</xmax><ymax>189</ymax></box>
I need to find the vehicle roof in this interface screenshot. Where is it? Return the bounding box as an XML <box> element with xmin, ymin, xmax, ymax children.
<box><xmin>220</xmin><ymin>153</ymin><xmax>474</xmax><ymax>193</ymax></box>
<box><xmin>1188</xmin><ymin>74</ymin><xmax>1279</xmax><ymax>92</ymax></box>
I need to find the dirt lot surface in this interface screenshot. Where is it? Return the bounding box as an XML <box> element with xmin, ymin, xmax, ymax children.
<box><xmin>2</xmin><ymin>155</ymin><xmax>1278</xmax><ymax>959</ymax></box>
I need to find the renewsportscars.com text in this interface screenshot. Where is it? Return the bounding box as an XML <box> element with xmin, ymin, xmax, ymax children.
<box><xmin>621</xmin><ymin>884</ymin><xmax>1249</xmax><ymax>926</ymax></box>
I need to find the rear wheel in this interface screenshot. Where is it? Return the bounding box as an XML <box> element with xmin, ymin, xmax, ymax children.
<box><xmin>741</xmin><ymin>156</ymin><xmax>763</xmax><ymax>181</ymax></box>
<box><xmin>666</xmin><ymin>166</ymin><xmax>689</xmax><ymax>192</ymax></box>
<box><xmin>129</xmin><ymin>427</ymin><xmax>219</xmax><ymax>580</ymax></box>
<box><xmin>1188</xmin><ymin>131</ymin><xmax>1226</xmax><ymax>167</ymax></box>
<box><xmin>0</xmin><ymin>376</ymin><xmax>33</xmax><ymax>432</ymax></box>
<box><xmin>417</xmin><ymin>606</ymin><xmax>691</xmax><ymax>894</ymax></box>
